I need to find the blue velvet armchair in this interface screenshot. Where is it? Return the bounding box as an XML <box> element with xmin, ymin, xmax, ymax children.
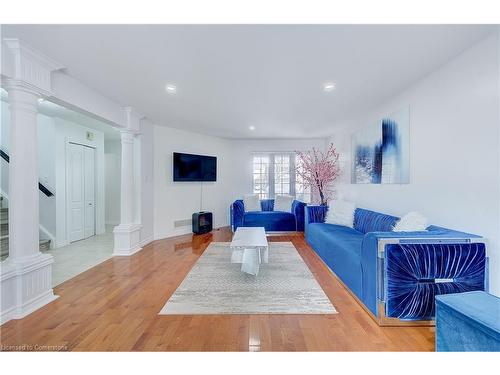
<box><xmin>305</xmin><ymin>205</ymin><xmax>488</xmax><ymax>325</ymax></box>
<box><xmin>230</xmin><ymin>199</ymin><xmax>306</xmax><ymax>232</ymax></box>
<box><xmin>436</xmin><ymin>291</ymin><xmax>500</xmax><ymax>351</ymax></box>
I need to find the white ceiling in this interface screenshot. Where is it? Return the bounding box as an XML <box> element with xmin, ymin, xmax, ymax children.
<box><xmin>1</xmin><ymin>25</ymin><xmax>495</xmax><ymax>139</ymax></box>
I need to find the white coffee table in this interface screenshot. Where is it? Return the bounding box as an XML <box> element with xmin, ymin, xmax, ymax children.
<box><xmin>230</xmin><ymin>227</ymin><xmax>268</xmax><ymax>276</ymax></box>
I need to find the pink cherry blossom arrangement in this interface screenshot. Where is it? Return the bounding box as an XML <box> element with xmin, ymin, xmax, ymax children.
<box><xmin>295</xmin><ymin>143</ymin><xmax>341</xmax><ymax>206</ymax></box>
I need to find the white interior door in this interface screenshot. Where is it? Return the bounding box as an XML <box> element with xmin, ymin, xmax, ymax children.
<box><xmin>84</xmin><ymin>146</ymin><xmax>95</xmax><ymax>238</ymax></box>
<box><xmin>67</xmin><ymin>143</ymin><xmax>95</xmax><ymax>242</ymax></box>
<box><xmin>68</xmin><ymin>143</ymin><xmax>85</xmax><ymax>242</ymax></box>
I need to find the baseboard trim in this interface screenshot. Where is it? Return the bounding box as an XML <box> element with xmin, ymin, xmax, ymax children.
<box><xmin>19</xmin><ymin>290</ymin><xmax>59</xmax><ymax>320</ymax></box>
<box><xmin>0</xmin><ymin>305</ymin><xmax>17</xmax><ymax>325</ymax></box>
<box><xmin>153</xmin><ymin>226</ymin><xmax>231</xmax><ymax>242</ymax></box>
<box><xmin>140</xmin><ymin>236</ymin><xmax>154</xmax><ymax>248</ymax></box>
<box><xmin>1</xmin><ymin>291</ymin><xmax>59</xmax><ymax>325</ymax></box>
<box><xmin>112</xmin><ymin>246</ymin><xmax>142</xmax><ymax>257</ymax></box>
<box><xmin>113</xmin><ymin>224</ymin><xmax>143</xmax><ymax>256</ymax></box>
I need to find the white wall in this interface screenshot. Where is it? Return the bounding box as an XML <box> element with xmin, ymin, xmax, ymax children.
<box><xmin>329</xmin><ymin>34</ymin><xmax>500</xmax><ymax>296</ymax></box>
<box><xmin>153</xmin><ymin>126</ymin><xmax>235</xmax><ymax>239</ymax></box>
<box><xmin>104</xmin><ymin>140</ymin><xmax>121</xmax><ymax>225</ymax></box>
<box><xmin>54</xmin><ymin>118</ymin><xmax>105</xmax><ymax>247</ymax></box>
<box><xmin>152</xmin><ymin>126</ymin><xmax>327</xmax><ymax>240</ymax></box>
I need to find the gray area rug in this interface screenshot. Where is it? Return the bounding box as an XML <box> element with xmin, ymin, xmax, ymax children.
<box><xmin>159</xmin><ymin>242</ymin><xmax>337</xmax><ymax>314</ymax></box>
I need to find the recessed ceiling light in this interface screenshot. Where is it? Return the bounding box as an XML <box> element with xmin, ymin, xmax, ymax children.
<box><xmin>165</xmin><ymin>84</ymin><xmax>177</xmax><ymax>95</ymax></box>
<box><xmin>323</xmin><ymin>82</ymin><xmax>336</xmax><ymax>92</ymax></box>
<box><xmin>248</xmin><ymin>125</ymin><xmax>256</xmax><ymax>131</ymax></box>
<box><xmin>37</xmin><ymin>98</ymin><xmax>45</xmax><ymax>103</ymax></box>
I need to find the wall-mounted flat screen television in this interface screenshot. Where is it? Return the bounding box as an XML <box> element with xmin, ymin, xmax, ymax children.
<box><xmin>173</xmin><ymin>152</ymin><xmax>217</xmax><ymax>182</ymax></box>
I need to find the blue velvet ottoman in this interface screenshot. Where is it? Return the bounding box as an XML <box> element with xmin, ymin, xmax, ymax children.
<box><xmin>436</xmin><ymin>291</ymin><xmax>500</xmax><ymax>351</ymax></box>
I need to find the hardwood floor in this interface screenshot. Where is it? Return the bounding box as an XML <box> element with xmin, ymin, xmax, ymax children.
<box><xmin>0</xmin><ymin>227</ymin><xmax>434</xmax><ymax>351</ymax></box>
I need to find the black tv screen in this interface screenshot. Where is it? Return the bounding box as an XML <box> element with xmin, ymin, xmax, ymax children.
<box><xmin>173</xmin><ymin>152</ymin><xmax>217</xmax><ymax>182</ymax></box>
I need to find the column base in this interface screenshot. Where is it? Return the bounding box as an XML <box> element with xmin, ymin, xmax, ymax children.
<box><xmin>113</xmin><ymin>223</ymin><xmax>143</xmax><ymax>256</ymax></box>
<box><xmin>0</xmin><ymin>253</ymin><xmax>58</xmax><ymax>325</ymax></box>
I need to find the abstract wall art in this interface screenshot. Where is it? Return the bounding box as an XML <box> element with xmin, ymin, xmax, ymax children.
<box><xmin>352</xmin><ymin>107</ymin><xmax>410</xmax><ymax>184</ymax></box>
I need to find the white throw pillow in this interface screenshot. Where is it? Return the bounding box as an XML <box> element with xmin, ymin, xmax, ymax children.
<box><xmin>393</xmin><ymin>212</ymin><xmax>428</xmax><ymax>232</ymax></box>
<box><xmin>243</xmin><ymin>194</ymin><xmax>261</xmax><ymax>212</ymax></box>
<box><xmin>274</xmin><ymin>195</ymin><xmax>294</xmax><ymax>212</ymax></box>
<box><xmin>325</xmin><ymin>200</ymin><xmax>356</xmax><ymax>228</ymax></box>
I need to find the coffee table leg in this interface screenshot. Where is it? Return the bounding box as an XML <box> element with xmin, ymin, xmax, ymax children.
<box><xmin>262</xmin><ymin>246</ymin><xmax>269</xmax><ymax>263</ymax></box>
<box><xmin>241</xmin><ymin>248</ymin><xmax>260</xmax><ymax>276</ymax></box>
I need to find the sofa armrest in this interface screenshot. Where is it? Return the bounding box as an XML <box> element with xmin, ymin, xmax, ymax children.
<box><xmin>360</xmin><ymin>230</ymin><xmax>487</xmax><ymax>320</ymax></box>
<box><xmin>291</xmin><ymin>200</ymin><xmax>306</xmax><ymax>231</ymax></box>
<box><xmin>304</xmin><ymin>205</ymin><xmax>328</xmax><ymax>237</ymax></box>
<box><xmin>230</xmin><ymin>200</ymin><xmax>245</xmax><ymax>232</ymax></box>
<box><xmin>305</xmin><ymin>205</ymin><xmax>327</xmax><ymax>224</ymax></box>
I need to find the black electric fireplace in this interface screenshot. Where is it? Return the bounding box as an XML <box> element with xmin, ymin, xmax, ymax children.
<box><xmin>192</xmin><ymin>211</ymin><xmax>213</xmax><ymax>234</ymax></box>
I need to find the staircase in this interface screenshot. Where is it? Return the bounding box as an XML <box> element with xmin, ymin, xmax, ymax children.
<box><xmin>0</xmin><ymin>195</ymin><xmax>51</xmax><ymax>261</ymax></box>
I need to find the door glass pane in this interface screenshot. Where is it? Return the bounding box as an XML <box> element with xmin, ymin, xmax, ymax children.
<box><xmin>274</xmin><ymin>154</ymin><xmax>290</xmax><ymax>196</ymax></box>
<box><xmin>252</xmin><ymin>155</ymin><xmax>269</xmax><ymax>199</ymax></box>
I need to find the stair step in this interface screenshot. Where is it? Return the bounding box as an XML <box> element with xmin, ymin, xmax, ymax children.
<box><xmin>39</xmin><ymin>239</ymin><xmax>51</xmax><ymax>252</ymax></box>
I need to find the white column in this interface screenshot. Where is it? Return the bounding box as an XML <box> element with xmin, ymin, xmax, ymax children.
<box><xmin>0</xmin><ymin>83</ymin><xmax>58</xmax><ymax>324</ymax></box>
<box><xmin>113</xmin><ymin>128</ymin><xmax>142</xmax><ymax>256</ymax></box>
<box><xmin>7</xmin><ymin>87</ymin><xmax>40</xmax><ymax>260</ymax></box>
<box><xmin>120</xmin><ymin>130</ymin><xmax>134</xmax><ymax>224</ymax></box>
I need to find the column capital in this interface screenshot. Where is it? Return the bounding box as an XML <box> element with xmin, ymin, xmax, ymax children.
<box><xmin>123</xmin><ymin>106</ymin><xmax>144</xmax><ymax>134</ymax></box>
<box><xmin>1</xmin><ymin>77</ymin><xmax>43</xmax><ymax>97</ymax></box>
<box><xmin>1</xmin><ymin>38</ymin><xmax>64</xmax><ymax>97</ymax></box>
<box><xmin>120</xmin><ymin>129</ymin><xmax>136</xmax><ymax>143</ymax></box>
<box><xmin>2</xmin><ymin>79</ymin><xmax>40</xmax><ymax>115</ymax></box>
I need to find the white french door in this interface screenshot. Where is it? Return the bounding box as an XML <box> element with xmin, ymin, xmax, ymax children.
<box><xmin>67</xmin><ymin>143</ymin><xmax>95</xmax><ymax>242</ymax></box>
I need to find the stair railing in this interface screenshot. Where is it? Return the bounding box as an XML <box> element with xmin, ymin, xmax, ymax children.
<box><xmin>0</xmin><ymin>148</ymin><xmax>55</xmax><ymax>197</ymax></box>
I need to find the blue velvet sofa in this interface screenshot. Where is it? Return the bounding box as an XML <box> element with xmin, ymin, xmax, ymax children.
<box><xmin>305</xmin><ymin>205</ymin><xmax>487</xmax><ymax>325</ymax></box>
<box><xmin>436</xmin><ymin>291</ymin><xmax>500</xmax><ymax>351</ymax></box>
<box><xmin>230</xmin><ymin>199</ymin><xmax>306</xmax><ymax>232</ymax></box>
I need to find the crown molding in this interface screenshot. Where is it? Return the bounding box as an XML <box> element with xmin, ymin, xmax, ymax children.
<box><xmin>1</xmin><ymin>38</ymin><xmax>65</xmax><ymax>96</ymax></box>
<box><xmin>3</xmin><ymin>38</ymin><xmax>64</xmax><ymax>71</ymax></box>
